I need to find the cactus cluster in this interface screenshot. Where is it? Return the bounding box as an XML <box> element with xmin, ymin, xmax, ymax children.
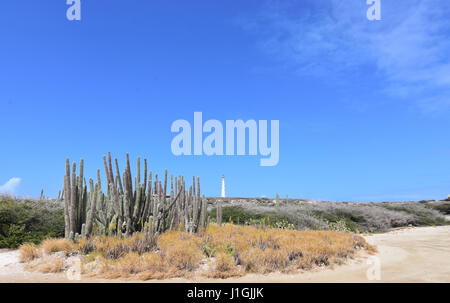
<box><xmin>39</xmin><ymin>189</ymin><xmax>50</xmax><ymax>201</ymax></box>
<box><xmin>63</xmin><ymin>152</ymin><xmax>208</xmax><ymax>239</ymax></box>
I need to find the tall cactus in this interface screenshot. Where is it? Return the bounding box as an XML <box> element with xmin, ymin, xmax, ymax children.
<box><xmin>63</xmin><ymin>159</ymin><xmax>71</xmax><ymax>238</ymax></box>
<box><xmin>200</xmin><ymin>195</ymin><xmax>207</xmax><ymax>229</ymax></box>
<box><xmin>217</xmin><ymin>200</ymin><xmax>223</xmax><ymax>226</ymax></box>
<box><xmin>62</xmin><ymin>153</ymin><xmax>207</xmax><ymax>239</ymax></box>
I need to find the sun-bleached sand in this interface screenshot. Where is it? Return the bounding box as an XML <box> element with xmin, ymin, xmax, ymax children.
<box><xmin>0</xmin><ymin>249</ymin><xmax>70</xmax><ymax>283</ymax></box>
<box><xmin>0</xmin><ymin>225</ymin><xmax>449</xmax><ymax>283</ymax></box>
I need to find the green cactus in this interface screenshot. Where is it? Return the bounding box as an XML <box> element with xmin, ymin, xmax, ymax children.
<box><xmin>217</xmin><ymin>200</ymin><xmax>223</xmax><ymax>226</ymax></box>
<box><xmin>62</xmin><ymin>153</ymin><xmax>205</xmax><ymax>239</ymax></box>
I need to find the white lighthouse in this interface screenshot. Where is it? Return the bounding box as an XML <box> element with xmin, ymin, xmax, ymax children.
<box><xmin>221</xmin><ymin>175</ymin><xmax>226</xmax><ymax>198</ymax></box>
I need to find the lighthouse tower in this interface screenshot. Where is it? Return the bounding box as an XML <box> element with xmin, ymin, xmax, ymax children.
<box><xmin>221</xmin><ymin>175</ymin><xmax>226</xmax><ymax>198</ymax></box>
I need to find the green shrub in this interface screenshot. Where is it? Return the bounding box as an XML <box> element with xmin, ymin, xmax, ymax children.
<box><xmin>0</xmin><ymin>198</ymin><xmax>64</xmax><ymax>249</ymax></box>
<box><xmin>209</xmin><ymin>200</ymin><xmax>448</xmax><ymax>234</ymax></box>
<box><xmin>324</xmin><ymin>219</ymin><xmax>356</xmax><ymax>233</ymax></box>
<box><xmin>209</xmin><ymin>207</ymin><xmax>296</xmax><ymax>228</ymax></box>
<box><xmin>380</xmin><ymin>203</ymin><xmax>447</xmax><ymax>226</ymax></box>
<box><xmin>312</xmin><ymin>210</ymin><xmax>362</xmax><ymax>233</ymax></box>
<box><xmin>427</xmin><ymin>202</ymin><xmax>450</xmax><ymax>215</ymax></box>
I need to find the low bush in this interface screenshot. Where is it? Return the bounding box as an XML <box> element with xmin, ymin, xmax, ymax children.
<box><xmin>41</xmin><ymin>238</ymin><xmax>74</xmax><ymax>255</ymax></box>
<box><xmin>203</xmin><ymin>224</ymin><xmax>374</xmax><ymax>274</ymax></box>
<box><xmin>427</xmin><ymin>202</ymin><xmax>450</xmax><ymax>215</ymax></box>
<box><xmin>205</xmin><ymin>251</ymin><xmax>241</xmax><ymax>279</ymax></box>
<box><xmin>0</xmin><ymin>198</ymin><xmax>64</xmax><ymax>248</ymax></box>
<box><xmin>158</xmin><ymin>231</ymin><xmax>203</xmax><ymax>270</ymax></box>
<box><xmin>24</xmin><ymin>255</ymin><xmax>65</xmax><ymax>273</ymax></box>
<box><xmin>77</xmin><ymin>233</ymin><xmax>156</xmax><ymax>259</ymax></box>
<box><xmin>214</xmin><ymin>201</ymin><xmax>448</xmax><ymax>234</ymax></box>
<box><xmin>379</xmin><ymin>203</ymin><xmax>447</xmax><ymax>226</ymax></box>
<box><xmin>209</xmin><ymin>207</ymin><xmax>290</xmax><ymax>226</ymax></box>
<box><xmin>210</xmin><ymin>206</ymin><xmax>320</xmax><ymax>230</ymax></box>
<box><xmin>18</xmin><ymin>243</ymin><xmax>41</xmax><ymax>262</ymax></box>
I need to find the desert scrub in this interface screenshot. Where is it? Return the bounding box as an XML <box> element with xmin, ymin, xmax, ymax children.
<box><xmin>210</xmin><ymin>206</ymin><xmax>298</xmax><ymax>228</ymax></box>
<box><xmin>19</xmin><ymin>238</ymin><xmax>73</xmax><ymax>265</ymax></box>
<box><xmin>97</xmin><ymin>251</ymin><xmax>177</xmax><ymax>280</ymax></box>
<box><xmin>379</xmin><ymin>203</ymin><xmax>447</xmax><ymax>226</ymax></box>
<box><xmin>83</xmin><ymin>251</ymin><xmax>103</xmax><ymax>263</ymax></box>
<box><xmin>38</xmin><ymin>224</ymin><xmax>372</xmax><ymax>280</ymax></box>
<box><xmin>204</xmin><ymin>251</ymin><xmax>242</xmax><ymax>279</ymax></box>
<box><xmin>41</xmin><ymin>238</ymin><xmax>75</xmax><ymax>255</ymax></box>
<box><xmin>24</xmin><ymin>255</ymin><xmax>65</xmax><ymax>273</ymax></box>
<box><xmin>0</xmin><ymin>198</ymin><xmax>64</xmax><ymax>248</ymax></box>
<box><xmin>324</xmin><ymin>219</ymin><xmax>356</xmax><ymax>233</ymax></box>
<box><xmin>427</xmin><ymin>201</ymin><xmax>450</xmax><ymax>215</ymax></box>
<box><xmin>76</xmin><ymin>233</ymin><xmax>156</xmax><ymax>259</ymax></box>
<box><xmin>18</xmin><ymin>243</ymin><xmax>41</xmax><ymax>262</ymax></box>
<box><xmin>272</xmin><ymin>219</ymin><xmax>296</xmax><ymax>230</ymax></box>
<box><xmin>90</xmin><ymin>232</ymin><xmax>203</xmax><ymax>279</ymax></box>
<box><xmin>228</xmin><ymin>201</ymin><xmax>447</xmax><ymax>233</ymax></box>
<box><xmin>203</xmin><ymin>224</ymin><xmax>375</xmax><ymax>274</ymax></box>
<box><xmin>157</xmin><ymin>231</ymin><xmax>203</xmax><ymax>270</ymax></box>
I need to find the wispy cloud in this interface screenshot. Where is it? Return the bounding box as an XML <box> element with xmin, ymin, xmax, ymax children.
<box><xmin>242</xmin><ymin>0</ymin><xmax>450</xmax><ymax>112</ymax></box>
<box><xmin>0</xmin><ymin>178</ymin><xmax>21</xmax><ymax>195</ymax></box>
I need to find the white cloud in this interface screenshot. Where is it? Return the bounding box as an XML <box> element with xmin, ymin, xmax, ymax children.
<box><xmin>0</xmin><ymin>178</ymin><xmax>21</xmax><ymax>195</ymax></box>
<box><xmin>243</xmin><ymin>0</ymin><xmax>450</xmax><ymax>112</ymax></box>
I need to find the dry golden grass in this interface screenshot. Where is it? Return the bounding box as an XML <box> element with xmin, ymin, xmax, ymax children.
<box><xmin>96</xmin><ymin>251</ymin><xmax>179</xmax><ymax>280</ymax></box>
<box><xmin>158</xmin><ymin>231</ymin><xmax>203</xmax><ymax>270</ymax></box>
<box><xmin>20</xmin><ymin>224</ymin><xmax>375</xmax><ymax>280</ymax></box>
<box><xmin>41</xmin><ymin>238</ymin><xmax>74</xmax><ymax>255</ymax></box>
<box><xmin>24</xmin><ymin>255</ymin><xmax>65</xmax><ymax>273</ymax></box>
<box><xmin>202</xmin><ymin>224</ymin><xmax>376</xmax><ymax>273</ymax></box>
<box><xmin>18</xmin><ymin>243</ymin><xmax>41</xmax><ymax>262</ymax></box>
<box><xmin>77</xmin><ymin>233</ymin><xmax>153</xmax><ymax>259</ymax></box>
<box><xmin>81</xmin><ymin>224</ymin><xmax>374</xmax><ymax>280</ymax></box>
<box><xmin>204</xmin><ymin>252</ymin><xmax>243</xmax><ymax>279</ymax></box>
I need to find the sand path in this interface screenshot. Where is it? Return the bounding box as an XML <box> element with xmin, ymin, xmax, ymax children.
<box><xmin>0</xmin><ymin>225</ymin><xmax>448</xmax><ymax>283</ymax></box>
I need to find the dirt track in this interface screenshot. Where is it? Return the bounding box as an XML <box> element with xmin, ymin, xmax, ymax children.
<box><xmin>0</xmin><ymin>225</ymin><xmax>449</xmax><ymax>283</ymax></box>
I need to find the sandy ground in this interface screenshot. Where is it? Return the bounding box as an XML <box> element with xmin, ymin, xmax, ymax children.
<box><xmin>0</xmin><ymin>250</ymin><xmax>70</xmax><ymax>283</ymax></box>
<box><xmin>0</xmin><ymin>225</ymin><xmax>449</xmax><ymax>283</ymax></box>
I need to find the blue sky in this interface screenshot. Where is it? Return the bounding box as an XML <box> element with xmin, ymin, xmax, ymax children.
<box><xmin>0</xmin><ymin>0</ymin><xmax>449</xmax><ymax>201</ymax></box>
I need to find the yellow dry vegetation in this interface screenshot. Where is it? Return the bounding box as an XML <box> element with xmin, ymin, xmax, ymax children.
<box><xmin>24</xmin><ymin>255</ymin><xmax>65</xmax><ymax>273</ymax></box>
<box><xmin>202</xmin><ymin>224</ymin><xmax>375</xmax><ymax>275</ymax></box>
<box><xmin>41</xmin><ymin>238</ymin><xmax>74</xmax><ymax>255</ymax></box>
<box><xmin>18</xmin><ymin>243</ymin><xmax>41</xmax><ymax>263</ymax></box>
<box><xmin>20</xmin><ymin>224</ymin><xmax>375</xmax><ymax>280</ymax></box>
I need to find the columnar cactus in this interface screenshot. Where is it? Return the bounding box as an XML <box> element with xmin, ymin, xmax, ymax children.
<box><xmin>200</xmin><ymin>195</ymin><xmax>207</xmax><ymax>229</ymax></box>
<box><xmin>217</xmin><ymin>200</ymin><xmax>223</xmax><ymax>226</ymax></box>
<box><xmin>62</xmin><ymin>153</ymin><xmax>208</xmax><ymax>239</ymax></box>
